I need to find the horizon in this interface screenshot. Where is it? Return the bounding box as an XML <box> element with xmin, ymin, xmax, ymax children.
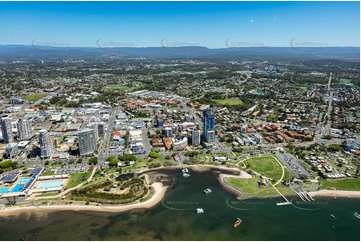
<box><xmin>0</xmin><ymin>1</ymin><xmax>359</xmax><ymax>48</ymax></box>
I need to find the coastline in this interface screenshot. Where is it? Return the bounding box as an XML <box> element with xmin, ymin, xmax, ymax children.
<box><xmin>308</xmin><ymin>189</ymin><xmax>360</xmax><ymax>198</ymax></box>
<box><xmin>0</xmin><ymin>165</ymin><xmax>359</xmax><ymax>217</ymax></box>
<box><xmin>0</xmin><ymin>181</ymin><xmax>168</xmax><ymax>216</ymax></box>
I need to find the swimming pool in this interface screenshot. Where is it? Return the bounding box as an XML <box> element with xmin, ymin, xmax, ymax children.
<box><xmin>10</xmin><ymin>183</ymin><xmax>24</xmax><ymax>193</ymax></box>
<box><xmin>18</xmin><ymin>177</ymin><xmax>31</xmax><ymax>183</ymax></box>
<box><xmin>0</xmin><ymin>187</ymin><xmax>10</xmax><ymax>195</ymax></box>
<box><xmin>36</xmin><ymin>180</ymin><xmax>63</xmax><ymax>189</ymax></box>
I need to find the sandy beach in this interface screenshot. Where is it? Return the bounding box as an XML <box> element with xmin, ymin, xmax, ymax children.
<box><xmin>308</xmin><ymin>189</ymin><xmax>360</xmax><ymax>198</ymax></box>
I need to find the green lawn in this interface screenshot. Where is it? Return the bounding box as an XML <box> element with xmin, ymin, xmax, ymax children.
<box><xmin>42</xmin><ymin>170</ymin><xmax>55</xmax><ymax>176</ymax></box>
<box><xmin>212</xmin><ymin>98</ymin><xmax>243</xmax><ymax>106</ymax></box>
<box><xmin>102</xmin><ymin>85</ymin><xmax>134</xmax><ymax>92</ymax></box>
<box><xmin>66</xmin><ymin>172</ymin><xmax>91</xmax><ymax>189</ymax></box>
<box><xmin>338</xmin><ymin>78</ymin><xmax>351</xmax><ymax>84</ymax></box>
<box><xmin>320</xmin><ymin>177</ymin><xmax>360</xmax><ymax>191</ymax></box>
<box><xmin>36</xmin><ymin>192</ymin><xmax>59</xmax><ymax>197</ymax></box>
<box><xmin>22</xmin><ymin>93</ymin><xmax>48</xmax><ymax>102</ymax></box>
<box><xmin>244</xmin><ymin>155</ymin><xmax>284</xmax><ymax>181</ymax></box>
<box><xmin>226</xmin><ymin>176</ymin><xmax>294</xmax><ymax>198</ymax></box>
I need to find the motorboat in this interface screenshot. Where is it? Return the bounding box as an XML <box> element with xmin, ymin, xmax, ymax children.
<box><xmin>354</xmin><ymin>212</ymin><xmax>360</xmax><ymax>219</ymax></box>
<box><xmin>182</xmin><ymin>173</ymin><xmax>190</xmax><ymax>177</ymax></box>
<box><xmin>181</xmin><ymin>167</ymin><xmax>189</xmax><ymax>173</ymax></box>
<box><xmin>196</xmin><ymin>208</ymin><xmax>204</xmax><ymax>214</ymax></box>
<box><xmin>203</xmin><ymin>188</ymin><xmax>212</xmax><ymax>194</ymax></box>
<box><xmin>330</xmin><ymin>214</ymin><xmax>336</xmax><ymax>219</ymax></box>
<box><xmin>233</xmin><ymin>218</ymin><xmax>242</xmax><ymax>228</ymax></box>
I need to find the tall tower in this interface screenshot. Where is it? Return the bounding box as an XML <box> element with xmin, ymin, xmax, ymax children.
<box><xmin>0</xmin><ymin>117</ymin><xmax>13</xmax><ymax>143</ymax></box>
<box><xmin>203</xmin><ymin>109</ymin><xmax>215</xmax><ymax>142</ymax></box>
<box><xmin>17</xmin><ymin>118</ymin><xmax>32</xmax><ymax>140</ymax></box>
<box><xmin>78</xmin><ymin>128</ymin><xmax>97</xmax><ymax>156</ymax></box>
<box><xmin>39</xmin><ymin>129</ymin><xmax>53</xmax><ymax>158</ymax></box>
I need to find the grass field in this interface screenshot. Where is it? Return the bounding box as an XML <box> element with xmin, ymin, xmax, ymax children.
<box><xmin>244</xmin><ymin>155</ymin><xmax>285</xmax><ymax>181</ymax></box>
<box><xmin>66</xmin><ymin>172</ymin><xmax>91</xmax><ymax>189</ymax></box>
<box><xmin>42</xmin><ymin>170</ymin><xmax>55</xmax><ymax>176</ymax></box>
<box><xmin>212</xmin><ymin>98</ymin><xmax>243</xmax><ymax>106</ymax></box>
<box><xmin>320</xmin><ymin>177</ymin><xmax>360</xmax><ymax>191</ymax></box>
<box><xmin>338</xmin><ymin>78</ymin><xmax>351</xmax><ymax>84</ymax></box>
<box><xmin>102</xmin><ymin>85</ymin><xmax>134</xmax><ymax>92</ymax></box>
<box><xmin>226</xmin><ymin>176</ymin><xmax>294</xmax><ymax>197</ymax></box>
<box><xmin>22</xmin><ymin>93</ymin><xmax>48</xmax><ymax>102</ymax></box>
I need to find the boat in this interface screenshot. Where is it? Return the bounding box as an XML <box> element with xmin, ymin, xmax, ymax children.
<box><xmin>181</xmin><ymin>167</ymin><xmax>189</xmax><ymax>173</ymax></box>
<box><xmin>203</xmin><ymin>188</ymin><xmax>212</xmax><ymax>194</ymax></box>
<box><xmin>330</xmin><ymin>214</ymin><xmax>336</xmax><ymax>219</ymax></box>
<box><xmin>182</xmin><ymin>173</ymin><xmax>190</xmax><ymax>177</ymax></box>
<box><xmin>196</xmin><ymin>208</ymin><xmax>204</xmax><ymax>214</ymax></box>
<box><xmin>354</xmin><ymin>212</ymin><xmax>360</xmax><ymax>219</ymax></box>
<box><xmin>233</xmin><ymin>218</ymin><xmax>242</xmax><ymax>228</ymax></box>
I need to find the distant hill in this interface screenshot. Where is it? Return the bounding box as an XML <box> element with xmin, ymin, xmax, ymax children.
<box><xmin>0</xmin><ymin>45</ymin><xmax>359</xmax><ymax>62</ymax></box>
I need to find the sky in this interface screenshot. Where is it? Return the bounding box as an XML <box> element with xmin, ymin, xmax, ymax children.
<box><xmin>0</xmin><ymin>1</ymin><xmax>359</xmax><ymax>48</ymax></box>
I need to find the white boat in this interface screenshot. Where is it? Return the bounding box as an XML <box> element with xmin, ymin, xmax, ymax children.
<box><xmin>203</xmin><ymin>188</ymin><xmax>212</xmax><ymax>194</ymax></box>
<box><xmin>196</xmin><ymin>208</ymin><xmax>204</xmax><ymax>214</ymax></box>
<box><xmin>354</xmin><ymin>212</ymin><xmax>360</xmax><ymax>219</ymax></box>
<box><xmin>182</xmin><ymin>173</ymin><xmax>190</xmax><ymax>177</ymax></box>
<box><xmin>330</xmin><ymin>214</ymin><xmax>336</xmax><ymax>219</ymax></box>
<box><xmin>181</xmin><ymin>168</ymin><xmax>189</xmax><ymax>173</ymax></box>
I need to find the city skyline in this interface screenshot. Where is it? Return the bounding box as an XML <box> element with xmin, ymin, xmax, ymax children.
<box><xmin>0</xmin><ymin>1</ymin><xmax>359</xmax><ymax>48</ymax></box>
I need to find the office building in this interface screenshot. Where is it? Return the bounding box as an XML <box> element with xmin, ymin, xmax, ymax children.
<box><xmin>17</xmin><ymin>118</ymin><xmax>32</xmax><ymax>140</ymax></box>
<box><xmin>0</xmin><ymin>117</ymin><xmax>13</xmax><ymax>143</ymax></box>
<box><xmin>78</xmin><ymin>128</ymin><xmax>97</xmax><ymax>156</ymax></box>
<box><xmin>39</xmin><ymin>129</ymin><xmax>53</xmax><ymax>158</ymax></box>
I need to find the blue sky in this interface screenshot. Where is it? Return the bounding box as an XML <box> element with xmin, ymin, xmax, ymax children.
<box><xmin>0</xmin><ymin>1</ymin><xmax>359</xmax><ymax>48</ymax></box>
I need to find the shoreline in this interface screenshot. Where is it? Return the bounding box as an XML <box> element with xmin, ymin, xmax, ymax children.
<box><xmin>0</xmin><ymin>165</ymin><xmax>359</xmax><ymax>216</ymax></box>
<box><xmin>308</xmin><ymin>189</ymin><xmax>360</xmax><ymax>198</ymax></box>
<box><xmin>0</xmin><ymin>180</ymin><xmax>168</xmax><ymax>216</ymax></box>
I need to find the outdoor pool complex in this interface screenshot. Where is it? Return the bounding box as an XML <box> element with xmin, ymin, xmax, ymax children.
<box><xmin>18</xmin><ymin>177</ymin><xmax>31</xmax><ymax>183</ymax></box>
<box><xmin>0</xmin><ymin>187</ymin><xmax>10</xmax><ymax>195</ymax></box>
<box><xmin>36</xmin><ymin>180</ymin><xmax>63</xmax><ymax>189</ymax></box>
<box><xmin>10</xmin><ymin>184</ymin><xmax>24</xmax><ymax>193</ymax></box>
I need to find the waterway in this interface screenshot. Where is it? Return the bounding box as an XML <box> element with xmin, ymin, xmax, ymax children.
<box><xmin>0</xmin><ymin>168</ymin><xmax>359</xmax><ymax>240</ymax></box>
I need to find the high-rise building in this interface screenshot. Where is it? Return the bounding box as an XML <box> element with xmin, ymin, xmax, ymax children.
<box><xmin>78</xmin><ymin>128</ymin><xmax>97</xmax><ymax>156</ymax></box>
<box><xmin>17</xmin><ymin>118</ymin><xmax>32</xmax><ymax>140</ymax></box>
<box><xmin>203</xmin><ymin>109</ymin><xmax>215</xmax><ymax>142</ymax></box>
<box><xmin>39</xmin><ymin>129</ymin><xmax>53</xmax><ymax>158</ymax></box>
<box><xmin>192</xmin><ymin>129</ymin><xmax>201</xmax><ymax>145</ymax></box>
<box><xmin>0</xmin><ymin>117</ymin><xmax>13</xmax><ymax>143</ymax></box>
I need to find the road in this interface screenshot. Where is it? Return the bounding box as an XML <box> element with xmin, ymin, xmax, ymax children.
<box><xmin>314</xmin><ymin>73</ymin><xmax>333</xmax><ymax>141</ymax></box>
<box><xmin>98</xmin><ymin>106</ymin><xmax>119</xmax><ymax>164</ymax></box>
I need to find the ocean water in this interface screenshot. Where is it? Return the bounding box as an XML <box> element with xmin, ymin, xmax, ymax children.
<box><xmin>0</xmin><ymin>168</ymin><xmax>359</xmax><ymax>241</ymax></box>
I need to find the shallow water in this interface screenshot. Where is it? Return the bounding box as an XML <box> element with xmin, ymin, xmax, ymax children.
<box><xmin>0</xmin><ymin>168</ymin><xmax>359</xmax><ymax>241</ymax></box>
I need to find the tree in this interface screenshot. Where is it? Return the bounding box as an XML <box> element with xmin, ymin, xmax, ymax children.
<box><xmin>77</xmin><ymin>158</ymin><xmax>83</xmax><ymax>164</ymax></box>
<box><xmin>329</xmin><ymin>144</ymin><xmax>342</xmax><ymax>151</ymax></box>
<box><xmin>119</xmin><ymin>154</ymin><xmax>137</xmax><ymax>161</ymax></box>
<box><xmin>149</xmin><ymin>152</ymin><xmax>159</xmax><ymax>159</ymax></box>
<box><xmin>109</xmin><ymin>157</ymin><xmax>119</xmax><ymax>166</ymax></box>
<box><xmin>89</xmin><ymin>156</ymin><xmax>98</xmax><ymax>165</ymax></box>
